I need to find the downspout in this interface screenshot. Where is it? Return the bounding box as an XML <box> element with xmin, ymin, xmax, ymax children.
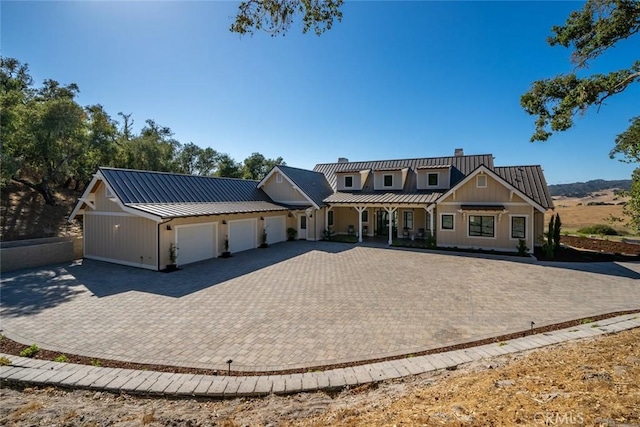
<box><xmin>157</xmin><ymin>222</ymin><xmax>161</xmax><ymax>271</ymax></box>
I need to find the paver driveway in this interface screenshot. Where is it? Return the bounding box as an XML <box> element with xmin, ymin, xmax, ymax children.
<box><xmin>1</xmin><ymin>241</ymin><xmax>639</xmax><ymax>371</ymax></box>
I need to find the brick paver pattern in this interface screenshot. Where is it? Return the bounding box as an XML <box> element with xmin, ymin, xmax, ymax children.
<box><xmin>1</xmin><ymin>241</ymin><xmax>638</xmax><ymax>371</ymax></box>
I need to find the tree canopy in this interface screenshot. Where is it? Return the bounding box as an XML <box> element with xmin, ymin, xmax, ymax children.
<box><xmin>230</xmin><ymin>0</ymin><xmax>343</xmax><ymax>36</ymax></box>
<box><xmin>0</xmin><ymin>57</ymin><xmax>285</xmax><ymax>204</ymax></box>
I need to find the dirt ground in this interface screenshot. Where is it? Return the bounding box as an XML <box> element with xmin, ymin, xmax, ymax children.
<box><xmin>2</xmin><ymin>328</ymin><xmax>638</xmax><ymax>427</ymax></box>
<box><xmin>561</xmin><ymin>235</ymin><xmax>640</xmax><ymax>256</ymax></box>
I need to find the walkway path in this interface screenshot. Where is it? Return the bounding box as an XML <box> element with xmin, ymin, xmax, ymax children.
<box><xmin>1</xmin><ymin>314</ymin><xmax>638</xmax><ymax>397</ymax></box>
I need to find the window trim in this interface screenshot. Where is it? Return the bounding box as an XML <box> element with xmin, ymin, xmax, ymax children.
<box><xmin>467</xmin><ymin>214</ymin><xmax>496</xmax><ymax>239</ymax></box>
<box><xmin>427</xmin><ymin>172</ymin><xmax>439</xmax><ymax>187</ymax></box>
<box><xmin>383</xmin><ymin>174</ymin><xmax>393</xmax><ymax>187</ymax></box>
<box><xmin>403</xmin><ymin>210</ymin><xmax>414</xmax><ymax>230</ymax></box>
<box><xmin>509</xmin><ymin>215</ymin><xmax>528</xmax><ymax>240</ymax></box>
<box><xmin>439</xmin><ymin>213</ymin><xmax>455</xmax><ymax>231</ymax></box>
<box><xmin>476</xmin><ymin>174</ymin><xmax>487</xmax><ymax>188</ymax></box>
<box><xmin>276</xmin><ymin>173</ymin><xmax>283</xmax><ymax>184</ymax></box>
<box><xmin>361</xmin><ymin>210</ymin><xmax>368</xmax><ymax>223</ymax></box>
<box><xmin>344</xmin><ymin>175</ymin><xmax>354</xmax><ymax>188</ymax></box>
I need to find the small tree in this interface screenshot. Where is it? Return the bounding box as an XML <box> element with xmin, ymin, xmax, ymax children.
<box><xmin>169</xmin><ymin>243</ymin><xmax>178</xmax><ymax>265</ymax></box>
<box><xmin>545</xmin><ymin>214</ymin><xmax>555</xmax><ymax>259</ymax></box>
<box><xmin>553</xmin><ymin>213</ymin><xmax>562</xmax><ymax>254</ymax></box>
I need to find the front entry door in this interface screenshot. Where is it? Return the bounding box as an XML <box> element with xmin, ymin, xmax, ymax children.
<box><xmin>298</xmin><ymin>214</ymin><xmax>307</xmax><ymax>239</ymax></box>
<box><xmin>376</xmin><ymin>210</ymin><xmax>397</xmax><ymax>237</ymax></box>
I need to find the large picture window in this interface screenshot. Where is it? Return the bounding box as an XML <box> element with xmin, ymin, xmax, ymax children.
<box><xmin>469</xmin><ymin>215</ymin><xmax>494</xmax><ymax>237</ymax></box>
<box><xmin>511</xmin><ymin>216</ymin><xmax>526</xmax><ymax>239</ymax></box>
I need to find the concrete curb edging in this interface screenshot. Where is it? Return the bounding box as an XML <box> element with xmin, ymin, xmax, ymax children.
<box><xmin>1</xmin><ymin>314</ymin><xmax>638</xmax><ymax>398</ymax></box>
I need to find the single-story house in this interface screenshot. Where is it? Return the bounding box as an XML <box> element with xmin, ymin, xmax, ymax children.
<box><xmin>69</xmin><ymin>149</ymin><xmax>554</xmax><ymax>270</ymax></box>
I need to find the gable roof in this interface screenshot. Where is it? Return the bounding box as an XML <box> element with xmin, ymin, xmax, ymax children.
<box><xmin>494</xmin><ymin>166</ymin><xmax>554</xmax><ymax>209</ymax></box>
<box><xmin>314</xmin><ymin>154</ymin><xmax>494</xmax><ymax>190</ymax></box>
<box><xmin>258</xmin><ymin>165</ymin><xmax>334</xmax><ymax>209</ymax></box>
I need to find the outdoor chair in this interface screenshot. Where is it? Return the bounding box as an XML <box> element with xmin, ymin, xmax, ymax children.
<box><xmin>417</xmin><ymin>228</ymin><xmax>425</xmax><ymax>239</ymax></box>
<box><xmin>402</xmin><ymin>228</ymin><xmax>410</xmax><ymax>239</ymax></box>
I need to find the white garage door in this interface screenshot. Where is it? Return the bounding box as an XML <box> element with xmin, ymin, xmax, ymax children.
<box><xmin>228</xmin><ymin>219</ymin><xmax>257</xmax><ymax>253</ymax></box>
<box><xmin>264</xmin><ymin>216</ymin><xmax>286</xmax><ymax>245</ymax></box>
<box><xmin>176</xmin><ymin>223</ymin><xmax>216</xmax><ymax>265</ymax></box>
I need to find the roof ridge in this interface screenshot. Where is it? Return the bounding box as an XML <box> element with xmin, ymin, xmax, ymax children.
<box><xmin>99</xmin><ymin>167</ymin><xmax>259</xmax><ymax>183</ymax></box>
<box><xmin>314</xmin><ymin>153</ymin><xmax>494</xmax><ymax>166</ymax></box>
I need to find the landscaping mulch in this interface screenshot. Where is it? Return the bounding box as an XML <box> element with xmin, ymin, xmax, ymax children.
<box><xmin>1</xmin><ymin>310</ymin><xmax>638</xmax><ymax>377</ymax></box>
<box><xmin>535</xmin><ymin>236</ymin><xmax>640</xmax><ymax>262</ymax></box>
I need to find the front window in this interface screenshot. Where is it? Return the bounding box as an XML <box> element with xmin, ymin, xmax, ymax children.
<box><xmin>441</xmin><ymin>214</ymin><xmax>454</xmax><ymax>230</ymax></box>
<box><xmin>362</xmin><ymin>210</ymin><xmax>368</xmax><ymax>222</ymax></box>
<box><xmin>403</xmin><ymin>211</ymin><xmax>414</xmax><ymax>229</ymax></box>
<box><xmin>328</xmin><ymin>210</ymin><xmax>334</xmax><ymax>226</ymax></box>
<box><xmin>344</xmin><ymin>176</ymin><xmax>353</xmax><ymax>188</ymax></box>
<box><xmin>469</xmin><ymin>215</ymin><xmax>494</xmax><ymax>237</ymax></box>
<box><xmin>428</xmin><ymin>173</ymin><xmax>438</xmax><ymax>186</ymax></box>
<box><xmin>511</xmin><ymin>216</ymin><xmax>526</xmax><ymax>239</ymax></box>
<box><xmin>383</xmin><ymin>174</ymin><xmax>393</xmax><ymax>187</ymax></box>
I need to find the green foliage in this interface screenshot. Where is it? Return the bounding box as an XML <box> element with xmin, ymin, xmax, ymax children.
<box><xmin>231</xmin><ymin>0</ymin><xmax>343</xmax><ymax>36</ymax></box>
<box><xmin>623</xmin><ymin>168</ymin><xmax>640</xmax><ymax>232</ymax></box>
<box><xmin>521</xmin><ymin>0</ymin><xmax>639</xmax><ymax>142</ymax></box>
<box><xmin>242</xmin><ymin>152</ymin><xmax>285</xmax><ymax>180</ymax></box>
<box><xmin>424</xmin><ymin>234</ymin><xmax>437</xmax><ymax>249</ymax></box>
<box><xmin>323</xmin><ymin>227</ymin><xmax>335</xmax><ymax>241</ymax></box>
<box><xmin>610</xmin><ymin>116</ymin><xmax>640</xmax><ymax>163</ymax></box>
<box><xmin>19</xmin><ymin>344</ymin><xmax>40</xmax><ymax>358</ymax></box>
<box><xmin>54</xmin><ymin>354</ymin><xmax>70</xmax><ymax>363</ymax></box>
<box><xmin>169</xmin><ymin>243</ymin><xmax>178</xmax><ymax>264</ymax></box>
<box><xmin>516</xmin><ymin>239</ymin><xmax>530</xmax><ymax>256</ymax></box>
<box><xmin>0</xmin><ymin>356</ymin><xmax>11</xmax><ymax>366</ymax></box>
<box><xmin>215</xmin><ymin>153</ymin><xmax>243</xmax><ymax>178</ymax></box>
<box><xmin>287</xmin><ymin>227</ymin><xmax>297</xmax><ymax>240</ymax></box>
<box><xmin>331</xmin><ymin>234</ymin><xmax>358</xmax><ymax>243</ymax></box>
<box><xmin>90</xmin><ymin>359</ymin><xmax>101</xmax><ymax>367</ymax></box>
<box><xmin>262</xmin><ymin>228</ymin><xmax>268</xmax><ymax>245</ymax></box>
<box><xmin>577</xmin><ymin>224</ymin><xmax>620</xmax><ymax>235</ymax></box>
<box><xmin>553</xmin><ymin>213</ymin><xmax>562</xmax><ymax>253</ymax></box>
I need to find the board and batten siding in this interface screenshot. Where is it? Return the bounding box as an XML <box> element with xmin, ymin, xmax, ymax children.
<box><xmin>260</xmin><ymin>172</ymin><xmax>309</xmax><ymax>205</ymax></box>
<box><xmin>436</xmin><ymin>173</ymin><xmax>536</xmax><ymax>252</ymax></box>
<box><xmin>84</xmin><ymin>213</ymin><xmax>158</xmax><ymax>269</ymax></box>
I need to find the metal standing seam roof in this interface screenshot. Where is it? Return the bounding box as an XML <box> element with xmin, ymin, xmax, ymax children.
<box><xmin>126</xmin><ymin>201</ymin><xmax>289</xmax><ymax>219</ymax></box>
<box><xmin>313</xmin><ymin>154</ymin><xmax>495</xmax><ymax>190</ymax></box>
<box><xmin>324</xmin><ymin>191</ymin><xmax>443</xmax><ymax>204</ymax></box>
<box><xmin>275</xmin><ymin>165</ymin><xmax>334</xmax><ymax>207</ymax></box>
<box><xmin>100</xmin><ymin>167</ymin><xmax>272</xmax><ymax>204</ymax></box>
<box><xmin>494</xmin><ymin>166</ymin><xmax>554</xmax><ymax>209</ymax></box>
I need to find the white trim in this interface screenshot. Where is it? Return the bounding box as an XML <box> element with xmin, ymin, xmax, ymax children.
<box><xmin>121</xmin><ymin>205</ymin><xmax>162</xmax><ymax>222</ymax></box>
<box><xmin>439</xmin><ymin>213</ymin><xmax>455</xmax><ymax>231</ymax></box>
<box><xmin>69</xmin><ymin>172</ymin><xmax>104</xmax><ymax>222</ymax></box>
<box><xmin>435</xmin><ymin>165</ymin><xmax>547</xmax><ymax>213</ymax></box>
<box><xmin>174</xmin><ymin>221</ymin><xmax>219</xmax><ymax>263</ymax></box>
<box><xmin>257</xmin><ymin>166</ymin><xmax>320</xmax><ymax>210</ymax></box>
<box><xmin>426</xmin><ymin>172</ymin><xmax>439</xmax><ymax>187</ymax></box>
<box><xmin>509</xmin><ymin>214</ymin><xmax>529</xmax><ymax>241</ymax></box>
<box><xmin>467</xmin><ymin>213</ymin><xmax>497</xmax><ymax>240</ymax></box>
<box><xmin>382</xmin><ymin>174</ymin><xmax>394</xmax><ymax>188</ymax></box>
<box><xmin>84</xmin><ymin>211</ymin><xmax>137</xmax><ymax>217</ymax></box>
<box><xmin>402</xmin><ymin>209</ymin><xmax>414</xmax><ymax>231</ymax></box>
<box><xmin>476</xmin><ymin>174</ymin><xmax>487</xmax><ymax>188</ymax></box>
<box><xmin>84</xmin><ymin>255</ymin><xmax>157</xmax><ymax>271</ymax></box>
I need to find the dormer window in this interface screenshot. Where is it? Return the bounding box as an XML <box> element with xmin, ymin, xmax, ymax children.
<box><xmin>383</xmin><ymin>175</ymin><xmax>393</xmax><ymax>187</ymax></box>
<box><xmin>344</xmin><ymin>176</ymin><xmax>353</xmax><ymax>188</ymax></box>
<box><xmin>428</xmin><ymin>173</ymin><xmax>438</xmax><ymax>186</ymax></box>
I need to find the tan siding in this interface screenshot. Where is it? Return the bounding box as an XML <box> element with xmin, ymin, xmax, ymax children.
<box><xmin>94</xmin><ymin>182</ymin><xmax>127</xmax><ymax>213</ymax></box>
<box><xmin>534</xmin><ymin>210</ymin><xmax>545</xmax><ymax>246</ymax></box>
<box><xmin>84</xmin><ymin>214</ymin><xmax>157</xmax><ymax>268</ymax></box>
<box><xmin>261</xmin><ymin>173</ymin><xmax>308</xmax><ymax>204</ymax></box>
<box><xmin>331</xmin><ymin>207</ymin><xmax>359</xmax><ymax>235</ymax></box>
<box><xmin>441</xmin><ymin>173</ymin><xmax>526</xmax><ymax>204</ymax></box>
<box><xmin>373</xmin><ymin>171</ymin><xmax>403</xmax><ymax>190</ymax></box>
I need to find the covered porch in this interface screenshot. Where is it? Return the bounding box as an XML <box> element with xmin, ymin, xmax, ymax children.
<box><xmin>325</xmin><ymin>203</ymin><xmax>436</xmax><ymax>245</ymax></box>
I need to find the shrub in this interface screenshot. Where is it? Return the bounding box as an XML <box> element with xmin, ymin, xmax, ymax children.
<box><xmin>577</xmin><ymin>224</ymin><xmax>619</xmax><ymax>236</ymax></box>
<box><xmin>0</xmin><ymin>356</ymin><xmax>11</xmax><ymax>366</ymax></box>
<box><xmin>19</xmin><ymin>344</ymin><xmax>40</xmax><ymax>358</ymax></box>
<box><xmin>54</xmin><ymin>354</ymin><xmax>70</xmax><ymax>363</ymax></box>
<box><xmin>90</xmin><ymin>359</ymin><xmax>101</xmax><ymax>367</ymax></box>
<box><xmin>553</xmin><ymin>213</ymin><xmax>562</xmax><ymax>253</ymax></box>
<box><xmin>516</xmin><ymin>239</ymin><xmax>529</xmax><ymax>256</ymax></box>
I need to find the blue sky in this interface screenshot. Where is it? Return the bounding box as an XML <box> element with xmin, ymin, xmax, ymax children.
<box><xmin>2</xmin><ymin>1</ymin><xmax>637</xmax><ymax>184</ymax></box>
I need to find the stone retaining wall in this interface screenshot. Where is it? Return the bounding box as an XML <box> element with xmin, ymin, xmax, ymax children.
<box><xmin>0</xmin><ymin>237</ymin><xmax>83</xmax><ymax>273</ymax></box>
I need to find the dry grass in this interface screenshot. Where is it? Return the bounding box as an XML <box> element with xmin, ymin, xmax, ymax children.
<box><xmin>10</xmin><ymin>401</ymin><xmax>44</xmax><ymax>421</ymax></box>
<box><xmin>287</xmin><ymin>328</ymin><xmax>640</xmax><ymax>426</ymax></box>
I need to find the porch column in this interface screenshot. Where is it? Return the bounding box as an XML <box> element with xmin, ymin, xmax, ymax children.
<box><xmin>384</xmin><ymin>207</ymin><xmax>397</xmax><ymax>245</ymax></box>
<box><xmin>426</xmin><ymin>206</ymin><xmax>434</xmax><ymax>235</ymax></box>
<box><xmin>355</xmin><ymin>206</ymin><xmax>366</xmax><ymax>243</ymax></box>
<box><xmin>325</xmin><ymin>206</ymin><xmax>332</xmax><ymax>233</ymax></box>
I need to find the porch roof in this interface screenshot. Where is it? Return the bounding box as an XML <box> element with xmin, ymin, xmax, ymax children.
<box><xmin>460</xmin><ymin>204</ymin><xmax>506</xmax><ymax>211</ymax></box>
<box><xmin>126</xmin><ymin>201</ymin><xmax>289</xmax><ymax>219</ymax></box>
<box><xmin>324</xmin><ymin>191</ymin><xmax>442</xmax><ymax>205</ymax></box>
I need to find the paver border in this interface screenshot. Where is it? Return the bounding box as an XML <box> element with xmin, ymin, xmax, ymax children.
<box><xmin>2</xmin><ymin>313</ymin><xmax>638</xmax><ymax>398</ymax></box>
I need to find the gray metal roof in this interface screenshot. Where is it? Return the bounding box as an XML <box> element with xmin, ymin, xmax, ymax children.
<box><xmin>494</xmin><ymin>166</ymin><xmax>554</xmax><ymax>209</ymax></box>
<box><xmin>324</xmin><ymin>191</ymin><xmax>442</xmax><ymax>204</ymax></box>
<box><xmin>276</xmin><ymin>165</ymin><xmax>334</xmax><ymax>207</ymax></box>
<box><xmin>314</xmin><ymin>154</ymin><xmax>494</xmax><ymax>190</ymax></box>
<box><xmin>127</xmin><ymin>201</ymin><xmax>288</xmax><ymax>219</ymax></box>
<box><xmin>100</xmin><ymin>167</ymin><xmax>272</xmax><ymax>204</ymax></box>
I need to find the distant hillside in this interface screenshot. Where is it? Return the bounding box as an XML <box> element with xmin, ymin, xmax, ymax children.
<box><xmin>548</xmin><ymin>179</ymin><xmax>631</xmax><ymax>198</ymax></box>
